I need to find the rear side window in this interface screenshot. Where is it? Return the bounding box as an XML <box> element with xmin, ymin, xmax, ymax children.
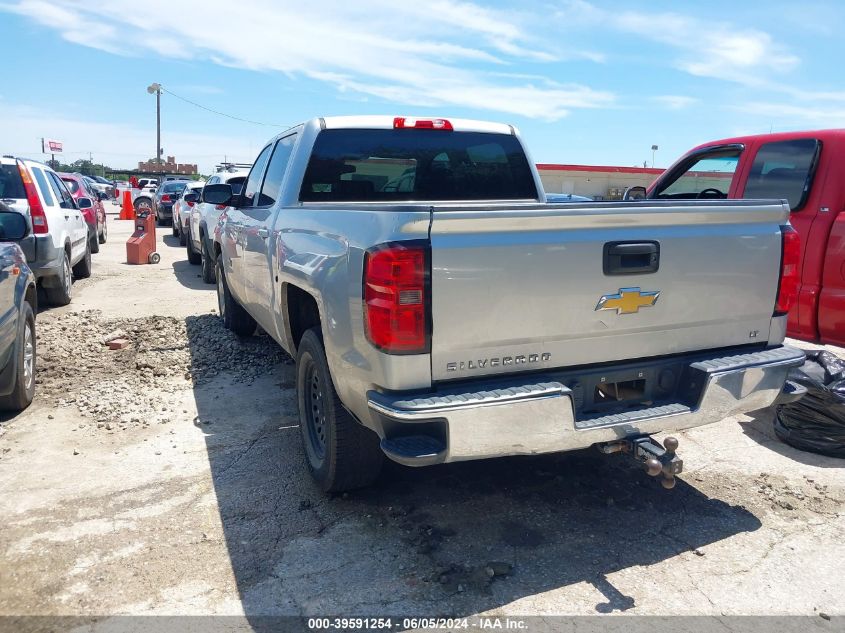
<box><xmin>48</xmin><ymin>172</ymin><xmax>75</xmax><ymax>209</ymax></box>
<box><xmin>0</xmin><ymin>164</ymin><xmax>25</xmax><ymax>199</ymax></box>
<box><xmin>743</xmin><ymin>139</ymin><xmax>820</xmax><ymax>211</ymax></box>
<box><xmin>300</xmin><ymin>129</ymin><xmax>538</xmax><ymax>202</ymax></box>
<box><xmin>258</xmin><ymin>134</ymin><xmax>297</xmax><ymax>206</ymax></box>
<box><xmin>33</xmin><ymin>169</ymin><xmax>56</xmax><ymax>205</ymax></box>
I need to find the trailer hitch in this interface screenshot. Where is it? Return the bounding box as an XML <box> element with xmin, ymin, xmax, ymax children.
<box><xmin>598</xmin><ymin>436</ymin><xmax>683</xmax><ymax>489</ymax></box>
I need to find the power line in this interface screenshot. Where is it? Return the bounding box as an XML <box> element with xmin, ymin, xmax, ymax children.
<box><xmin>160</xmin><ymin>87</ymin><xmax>289</xmax><ymax>128</ymax></box>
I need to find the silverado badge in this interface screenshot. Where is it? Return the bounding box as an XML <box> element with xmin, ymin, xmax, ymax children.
<box><xmin>596</xmin><ymin>287</ymin><xmax>660</xmax><ymax>315</ymax></box>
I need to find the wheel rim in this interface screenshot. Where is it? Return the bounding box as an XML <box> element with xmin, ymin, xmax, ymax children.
<box><xmin>304</xmin><ymin>360</ymin><xmax>327</xmax><ymax>460</ymax></box>
<box><xmin>63</xmin><ymin>257</ymin><xmax>71</xmax><ymax>295</ymax></box>
<box><xmin>216</xmin><ymin>273</ymin><xmax>226</xmax><ymax>317</ymax></box>
<box><xmin>23</xmin><ymin>322</ymin><xmax>34</xmax><ymax>389</ymax></box>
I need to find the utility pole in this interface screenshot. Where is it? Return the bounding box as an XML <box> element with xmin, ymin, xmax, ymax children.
<box><xmin>651</xmin><ymin>144</ymin><xmax>658</xmax><ymax>168</ymax></box>
<box><xmin>147</xmin><ymin>83</ymin><xmax>162</xmax><ymax>181</ymax></box>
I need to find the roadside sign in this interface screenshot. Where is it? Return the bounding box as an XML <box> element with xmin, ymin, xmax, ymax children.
<box><xmin>41</xmin><ymin>138</ymin><xmax>63</xmax><ymax>153</ymax></box>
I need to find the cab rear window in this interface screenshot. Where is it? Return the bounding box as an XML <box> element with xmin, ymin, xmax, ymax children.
<box><xmin>742</xmin><ymin>139</ymin><xmax>820</xmax><ymax>211</ymax></box>
<box><xmin>300</xmin><ymin>129</ymin><xmax>538</xmax><ymax>202</ymax></box>
<box><xmin>0</xmin><ymin>165</ymin><xmax>25</xmax><ymax>199</ymax></box>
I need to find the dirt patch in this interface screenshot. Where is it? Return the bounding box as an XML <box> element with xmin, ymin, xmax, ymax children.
<box><xmin>35</xmin><ymin>310</ymin><xmax>292</xmax><ymax>430</ymax></box>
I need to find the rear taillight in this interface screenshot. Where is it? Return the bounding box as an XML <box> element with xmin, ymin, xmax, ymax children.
<box><xmin>161</xmin><ymin>194</ymin><xmax>171</xmax><ymax>202</ymax></box>
<box><xmin>393</xmin><ymin>117</ymin><xmax>453</xmax><ymax>131</ymax></box>
<box><xmin>775</xmin><ymin>224</ymin><xmax>800</xmax><ymax>316</ymax></box>
<box><xmin>187</xmin><ymin>201</ymin><xmax>195</xmax><ymax>207</ymax></box>
<box><xmin>17</xmin><ymin>163</ymin><xmax>48</xmax><ymax>234</ymax></box>
<box><xmin>364</xmin><ymin>242</ymin><xmax>429</xmax><ymax>354</ymax></box>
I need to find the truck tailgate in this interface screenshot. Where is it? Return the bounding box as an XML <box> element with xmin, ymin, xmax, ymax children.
<box><xmin>429</xmin><ymin>199</ymin><xmax>789</xmax><ymax>381</ymax></box>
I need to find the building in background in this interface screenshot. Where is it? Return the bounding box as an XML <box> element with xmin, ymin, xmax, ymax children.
<box><xmin>537</xmin><ymin>164</ymin><xmax>663</xmax><ymax>200</ymax></box>
<box><xmin>138</xmin><ymin>155</ymin><xmax>198</xmax><ymax>175</ymax></box>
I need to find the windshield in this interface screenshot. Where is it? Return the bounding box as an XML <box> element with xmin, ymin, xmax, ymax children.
<box><xmin>300</xmin><ymin>129</ymin><xmax>538</xmax><ymax>202</ymax></box>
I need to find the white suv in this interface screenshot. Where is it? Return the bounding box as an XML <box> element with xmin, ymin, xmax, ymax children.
<box><xmin>0</xmin><ymin>156</ymin><xmax>92</xmax><ymax>305</ymax></box>
<box><xmin>187</xmin><ymin>169</ymin><xmax>248</xmax><ymax>284</ymax></box>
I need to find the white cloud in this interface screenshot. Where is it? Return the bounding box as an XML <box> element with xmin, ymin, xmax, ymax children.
<box><xmin>732</xmin><ymin>102</ymin><xmax>845</xmax><ymax>127</ymax></box>
<box><xmin>0</xmin><ymin>0</ymin><xmax>614</xmax><ymax>120</ymax></box>
<box><xmin>558</xmin><ymin>0</ymin><xmax>799</xmax><ymax>85</ymax></box>
<box><xmin>652</xmin><ymin>95</ymin><xmax>698</xmax><ymax>110</ymax></box>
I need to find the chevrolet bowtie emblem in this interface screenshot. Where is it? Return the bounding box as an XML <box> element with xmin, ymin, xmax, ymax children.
<box><xmin>595</xmin><ymin>287</ymin><xmax>660</xmax><ymax>315</ymax></box>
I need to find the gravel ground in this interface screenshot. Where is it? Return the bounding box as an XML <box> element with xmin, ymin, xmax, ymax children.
<box><xmin>0</xmin><ymin>214</ymin><xmax>843</xmax><ymax>628</ymax></box>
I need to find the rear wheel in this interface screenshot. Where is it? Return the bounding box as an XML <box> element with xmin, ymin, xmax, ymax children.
<box><xmin>0</xmin><ymin>302</ymin><xmax>36</xmax><ymax>412</ymax></box>
<box><xmin>201</xmin><ymin>237</ymin><xmax>215</xmax><ymax>284</ymax></box>
<box><xmin>44</xmin><ymin>251</ymin><xmax>72</xmax><ymax>306</ymax></box>
<box><xmin>178</xmin><ymin>223</ymin><xmax>187</xmax><ymax>246</ymax></box>
<box><xmin>99</xmin><ymin>220</ymin><xmax>107</xmax><ymax>244</ymax></box>
<box><xmin>296</xmin><ymin>328</ymin><xmax>383</xmax><ymax>492</ymax></box>
<box><xmin>72</xmin><ymin>241</ymin><xmax>92</xmax><ymax>279</ymax></box>
<box><xmin>89</xmin><ymin>232</ymin><xmax>100</xmax><ymax>254</ymax></box>
<box><xmin>216</xmin><ymin>259</ymin><xmax>256</xmax><ymax>337</ymax></box>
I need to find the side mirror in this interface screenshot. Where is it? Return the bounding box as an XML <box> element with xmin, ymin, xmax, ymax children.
<box><xmin>77</xmin><ymin>197</ymin><xmax>94</xmax><ymax>210</ymax></box>
<box><xmin>0</xmin><ymin>211</ymin><xmax>28</xmax><ymax>240</ymax></box>
<box><xmin>183</xmin><ymin>192</ymin><xmax>200</xmax><ymax>204</ymax></box>
<box><xmin>202</xmin><ymin>183</ymin><xmax>234</xmax><ymax>206</ymax></box>
<box><xmin>97</xmin><ymin>192</ymin><xmax>108</xmax><ymax>201</ymax></box>
<box><xmin>623</xmin><ymin>186</ymin><xmax>647</xmax><ymax>201</ymax></box>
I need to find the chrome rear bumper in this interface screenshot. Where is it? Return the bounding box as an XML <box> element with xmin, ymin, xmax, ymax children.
<box><xmin>367</xmin><ymin>345</ymin><xmax>805</xmax><ymax>465</ymax></box>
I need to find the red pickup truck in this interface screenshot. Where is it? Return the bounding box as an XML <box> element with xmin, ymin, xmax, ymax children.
<box><xmin>633</xmin><ymin>129</ymin><xmax>844</xmax><ymax>347</ymax></box>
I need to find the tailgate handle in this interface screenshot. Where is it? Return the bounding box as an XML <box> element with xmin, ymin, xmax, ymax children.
<box><xmin>603</xmin><ymin>241</ymin><xmax>660</xmax><ymax>275</ymax></box>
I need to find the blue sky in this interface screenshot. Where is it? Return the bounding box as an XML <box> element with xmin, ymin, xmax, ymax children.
<box><xmin>1</xmin><ymin>0</ymin><xmax>843</xmax><ymax>175</ymax></box>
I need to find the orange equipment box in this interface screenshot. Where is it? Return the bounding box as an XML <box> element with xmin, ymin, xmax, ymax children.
<box><xmin>126</xmin><ymin>210</ymin><xmax>160</xmax><ymax>265</ymax></box>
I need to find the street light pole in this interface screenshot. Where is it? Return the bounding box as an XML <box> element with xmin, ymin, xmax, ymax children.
<box><xmin>651</xmin><ymin>144</ymin><xmax>659</xmax><ymax>168</ymax></box>
<box><xmin>146</xmin><ymin>83</ymin><xmax>162</xmax><ymax>181</ymax></box>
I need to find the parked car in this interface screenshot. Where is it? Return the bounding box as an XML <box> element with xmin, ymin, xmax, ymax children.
<box><xmin>206</xmin><ymin>115</ymin><xmax>804</xmax><ymax>493</ymax></box>
<box><xmin>153</xmin><ymin>180</ymin><xmax>190</xmax><ymax>226</ymax></box>
<box><xmin>133</xmin><ymin>179</ymin><xmax>159</xmax><ymax>214</ymax></box>
<box><xmin>188</xmin><ymin>169</ymin><xmax>248</xmax><ymax>283</ymax></box>
<box><xmin>59</xmin><ymin>172</ymin><xmax>108</xmax><ymax>252</ymax></box>
<box><xmin>172</xmin><ymin>181</ymin><xmax>204</xmax><ymax>246</ymax></box>
<box><xmin>0</xmin><ymin>156</ymin><xmax>91</xmax><ymax>305</ymax></box>
<box><xmin>628</xmin><ymin>128</ymin><xmax>845</xmax><ymax>347</ymax></box>
<box><xmin>0</xmin><ymin>202</ymin><xmax>37</xmax><ymax>411</ymax></box>
<box><xmin>89</xmin><ymin>175</ymin><xmax>116</xmax><ymax>199</ymax></box>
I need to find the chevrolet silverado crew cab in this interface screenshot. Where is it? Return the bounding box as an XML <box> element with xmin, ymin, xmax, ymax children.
<box><xmin>628</xmin><ymin>129</ymin><xmax>845</xmax><ymax>347</ymax></box>
<box><xmin>203</xmin><ymin>116</ymin><xmax>805</xmax><ymax>493</ymax></box>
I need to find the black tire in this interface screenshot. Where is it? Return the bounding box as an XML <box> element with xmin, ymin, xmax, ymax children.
<box><xmin>72</xmin><ymin>241</ymin><xmax>92</xmax><ymax>279</ymax></box>
<box><xmin>186</xmin><ymin>234</ymin><xmax>201</xmax><ymax>265</ymax></box>
<box><xmin>99</xmin><ymin>220</ymin><xmax>107</xmax><ymax>244</ymax></box>
<box><xmin>90</xmin><ymin>232</ymin><xmax>100</xmax><ymax>254</ymax></box>
<box><xmin>179</xmin><ymin>224</ymin><xmax>186</xmax><ymax>246</ymax></box>
<box><xmin>296</xmin><ymin>328</ymin><xmax>383</xmax><ymax>492</ymax></box>
<box><xmin>201</xmin><ymin>237</ymin><xmax>216</xmax><ymax>284</ymax></box>
<box><xmin>216</xmin><ymin>259</ymin><xmax>256</xmax><ymax>337</ymax></box>
<box><xmin>0</xmin><ymin>302</ymin><xmax>35</xmax><ymax>412</ymax></box>
<box><xmin>172</xmin><ymin>221</ymin><xmax>179</xmax><ymax>237</ymax></box>
<box><xmin>44</xmin><ymin>251</ymin><xmax>72</xmax><ymax>306</ymax></box>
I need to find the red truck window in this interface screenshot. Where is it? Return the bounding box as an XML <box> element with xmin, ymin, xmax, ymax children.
<box><xmin>654</xmin><ymin>148</ymin><xmax>741</xmax><ymax>200</ymax></box>
<box><xmin>742</xmin><ymin>139</ymin><xmax>820</xmax><ymax>211</ymax></box>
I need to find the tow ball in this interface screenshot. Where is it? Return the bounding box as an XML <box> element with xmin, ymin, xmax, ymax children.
<box><xmin>598</xmin><ymin>436</ymin><xmax>683</xmax><ymax>489</ymax></box>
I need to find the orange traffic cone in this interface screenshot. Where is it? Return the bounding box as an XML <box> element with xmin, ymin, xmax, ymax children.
<box><xmin>120</xmin><ymin>190</ymin><xmax>135</xmax><ymax>220</ymax></box>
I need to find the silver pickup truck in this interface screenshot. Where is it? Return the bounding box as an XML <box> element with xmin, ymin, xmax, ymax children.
<box><xmin>204</xmin><ymin>115</ymin><xmax>805</xmax><ymax>493</ymax></box>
